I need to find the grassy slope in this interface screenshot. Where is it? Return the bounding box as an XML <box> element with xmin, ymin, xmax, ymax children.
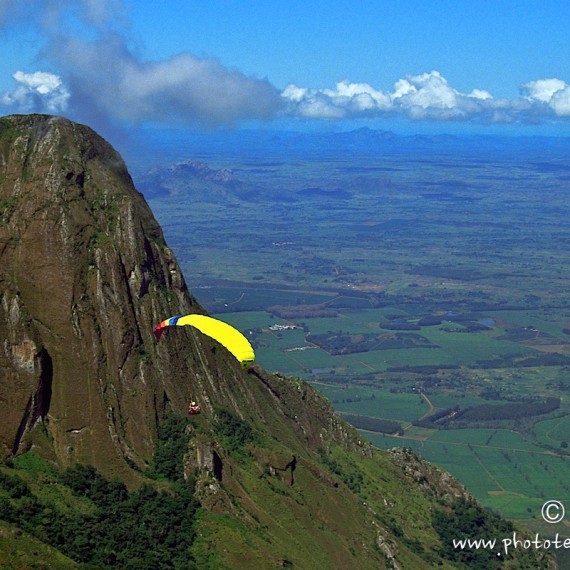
<box><xmin>182</xmin><ymin>371</ymin><xmax>550</xmax><ymax>569</ymax></box>
<box><xmin>0</xmin><ymin>520</ymin><xmax>78</xmax><ymax>570</ymax></box>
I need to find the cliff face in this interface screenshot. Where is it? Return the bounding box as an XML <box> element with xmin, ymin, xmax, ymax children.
<box><xmin>0</xmin><ymin>115</ymin><xmax>552</xmax><ymax>569</ymax></box>
<box><xmin>0</xmin><ymin>114</ymin><xmax>210</xmax><ymax>480</ymax></box>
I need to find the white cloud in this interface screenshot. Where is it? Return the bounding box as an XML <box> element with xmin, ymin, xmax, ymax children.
<box><xmin>550</xmin><ymin>86</ymin><xmax>570</xmax><ymax>116</ymax></box>
<box><xmin>392</xmin><ymin>71</ymin><xmax>460</xmax><ymax>116</ymax></box>
<box><xmin>13</xmin><ymin>70</ymin><xmax>61</xmax><ymax>95</ymax></box>
<box><xmin>282</xmin><ymin>70</ymin><xmax>570</xmax><ymax>124</ymax></box>
<box><xmin>1</xmin><ymin>70</ymin><xmax>69</xmax><ymax>113</ymax></box>
<box><xmin>522</xmin><ymin>78</ymin><xmax>570</xmax><ymax>117</ymax></box>
<box><xmin>327</xmin><ymin>80</ymin><xmax>392</xmax><ymax>110</ymax></box>
<box><xmin>281</xmin><ymin>84</ymin><xmax>309</xmax><ymax>103</ymax></box>
<box><xmin>468</xmin><ymin>89</ymin><xmax>492</xmax><ymax>100</ymax></box>
<box><xmin>523</xmin><ymin>78</ymin><xmax>566</xmax><ymax>102</ymax></box>
<box><xmin>282</xmin><ymin>80</ymin><xmax>393</xmax><ymax>119</ymax></box>
<box><xmin>393</xmin><ymin>71</ymin><xmax>454</xmax><ymax>107</ymax></box>
<box><xmin>283</xmin><ymin>71</ymin><xmax>476</xmax><ymax>121</ymax></box>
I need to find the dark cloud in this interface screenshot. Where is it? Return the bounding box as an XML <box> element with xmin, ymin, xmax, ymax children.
<box><xmin>49</xmin><ymin>34</ymin><xmax>283</xmax><ymax>128</ymax></box>
<box><xmin>0</xmin><ymin>0</ymin><xmax>283</xmax><ymax>131</ymax></box>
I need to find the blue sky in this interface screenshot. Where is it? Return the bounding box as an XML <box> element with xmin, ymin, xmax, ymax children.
<box><xmin>1</xmin><ymin>0</ymin><xmax>570</xmax><ymax>138</ymax></box>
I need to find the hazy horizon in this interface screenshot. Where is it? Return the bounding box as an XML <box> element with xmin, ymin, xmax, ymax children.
<box><xmin>2</xmin><ymin>1</ymin><xmax>570</xmax><ymax>145</ymax></box>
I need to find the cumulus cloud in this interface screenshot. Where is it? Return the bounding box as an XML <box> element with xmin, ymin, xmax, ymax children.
<box><xmin>550</xmin><ymin>87</ymin><xmax>570</xmax><ymax>116</ymax></box>
<box><xmin>1</xmin><ymin>1</ymin><xmax>569</xmax><ymax>129</ymax></box>
<box><xmin>282</xmin><ymin>70</ymin><xmax>570</xmax><ymax>124</ymax></box>
<box><xmin>523</xmin><ymin>78</ymin><xmax>566</xmax><ymax>102</ymax></box>
<box><xmin>1</xmin><ymin>70</ymin><xmax>69</xmax><ymax>113</ymax></box>
<box><xmin>523</xmin><ymin>78</ymin><xmax>570</xmax><ymax>117</ymax></box>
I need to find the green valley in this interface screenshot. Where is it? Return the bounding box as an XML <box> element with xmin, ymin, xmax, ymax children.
<box><xmin>137</xmin><ymin>130</ymin><xmax>570</xmax><ymax>533</ymax></box>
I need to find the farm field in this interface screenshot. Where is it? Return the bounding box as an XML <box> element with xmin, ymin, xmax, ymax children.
<box><xmin>136</xmin><ymin>130</ymin><xmax>570</xmax><ymax>528</ymax></box>
<box><xmin>215</xmin><ymin>301</ymin><xmax>570</xmax><ymax>524</ymax></box>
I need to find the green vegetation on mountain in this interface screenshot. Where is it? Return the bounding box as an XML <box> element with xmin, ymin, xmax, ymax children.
<box><xmin>1</xmin><ymin>452</ymin><xmax>199</xmax><ymax>569</ymax></box>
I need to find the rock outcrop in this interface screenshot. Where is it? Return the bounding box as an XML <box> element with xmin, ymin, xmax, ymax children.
<box><xmin>0</xmin><ymin>114</ymin><xmax>223</xmax><ymax>481</ymax></box>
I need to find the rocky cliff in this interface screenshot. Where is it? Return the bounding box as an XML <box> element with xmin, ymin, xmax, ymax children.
<box><xmin>0</xmin><ymin>114</ymin><xmax>213</xmax><ymax>481</ymax></box>
<box><xmin>0</xmin><ymin>115</ymin><xmax>552</xmax><ymax>569</ymax></box>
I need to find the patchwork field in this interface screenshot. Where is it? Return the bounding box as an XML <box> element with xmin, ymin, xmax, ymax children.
<box><xmin>138</xmin><ymin>131</ymin><xmax>570</xmax><ymax>528</ymax></box>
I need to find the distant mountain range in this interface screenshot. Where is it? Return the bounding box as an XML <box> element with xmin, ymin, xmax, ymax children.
<box><xmin>135</xmin><ymin>125</ymin><xmax>570</xmax><ymax>160</ymax></box>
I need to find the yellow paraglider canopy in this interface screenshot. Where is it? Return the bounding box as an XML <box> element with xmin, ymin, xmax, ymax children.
<box><xmin>154</xmin><ymin>314</ymin><xmax>255</xmax><ymax>368</ymax></box>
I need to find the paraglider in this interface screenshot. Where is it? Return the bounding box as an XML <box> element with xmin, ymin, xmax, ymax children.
<box><xmin>153</xmin><ymin>313</ymin><xmax>255</xmax><ymax>369</ymax></box>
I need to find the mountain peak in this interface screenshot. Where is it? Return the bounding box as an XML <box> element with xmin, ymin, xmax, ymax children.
<box><xmin>0</xmin><ymin>113</ymin><xmax>197</xmax><ymax>481</ymax></box>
